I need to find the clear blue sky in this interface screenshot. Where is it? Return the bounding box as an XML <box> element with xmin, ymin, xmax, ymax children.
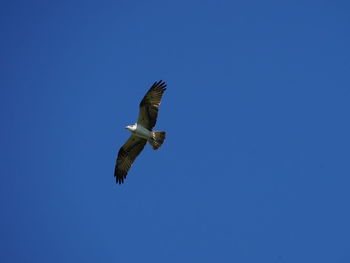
<box><xmin>1</xmin><ymin>0</ymin><xmax>350</xmax><ymax>262</ymax></box>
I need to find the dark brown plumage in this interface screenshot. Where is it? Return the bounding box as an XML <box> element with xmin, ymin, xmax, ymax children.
<box><xmin>114</xmin><ymin>136</ymin><xmax>147</xmax><ymax>184</ymax></box>
<box><xmin>114</xmin><ymin>80</ymin><xmax>167</xmax><ymax>184</ymax></box>
<box><xmin>138</xmin><ymin>80</ymin><xmax>167</xmax><ymax>130</ymax></box>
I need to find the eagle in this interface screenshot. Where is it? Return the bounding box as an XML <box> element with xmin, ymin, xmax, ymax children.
<box><xmin>114</xmin><ymin>80</ymin><xmax>167</xmax><ymax>184</ymax></box>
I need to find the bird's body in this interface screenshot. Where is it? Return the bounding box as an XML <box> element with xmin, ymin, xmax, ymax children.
<box><xmin>114</xmin><ymin>80</ymin><xmax>167</xmax><ymax>184</ymax></box>
<box><xmin>126</xmin><ymin>123</ymin><xmax>152</xmax><ymax>140</ymax></box>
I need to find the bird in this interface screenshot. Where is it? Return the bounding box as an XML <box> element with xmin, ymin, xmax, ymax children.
<box><xmin>114</xmin><ymin>80</ymin><xmax>167</xmax><ymax>184</ymax></box>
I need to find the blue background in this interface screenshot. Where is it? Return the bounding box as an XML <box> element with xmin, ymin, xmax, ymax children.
<box><xmin>1</xmin><ymin>1</ymin><xmax>350</xmax><ymax>262</ymax></box>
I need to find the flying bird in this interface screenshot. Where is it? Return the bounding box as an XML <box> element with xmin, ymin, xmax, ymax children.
<box><xmin>114</xmin><ymin>80</ymin><xmax>167</xmax><ymax>184</ymax></box>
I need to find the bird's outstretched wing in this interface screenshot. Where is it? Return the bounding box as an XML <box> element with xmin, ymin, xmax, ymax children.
<box><xmin>137</xmin><ymin>80</ymin><xmax>167</xmax><ymax>130</ymax></box>
<box><xmin>114</xmin><ymin>135</ymin><xmax>147</xmax><ymax>184</ymax></box>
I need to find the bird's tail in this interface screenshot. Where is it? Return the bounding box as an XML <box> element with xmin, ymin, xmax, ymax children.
<box><xmin>149</xmin><ymin>131</ymin><xmax>166</xmax><ymax>150</ymax></box>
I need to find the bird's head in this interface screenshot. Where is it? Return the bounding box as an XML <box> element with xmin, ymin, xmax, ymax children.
<box><xmin>125</xmin><ymin>124</ymin><xmax>136</xmax><ymax>131</ymax></box>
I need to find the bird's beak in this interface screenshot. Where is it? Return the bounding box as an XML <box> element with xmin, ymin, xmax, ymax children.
<box><xmin>125</xmin><ymin>126</ymin><xmax>129</xmax><ymax>129</ymax></box>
